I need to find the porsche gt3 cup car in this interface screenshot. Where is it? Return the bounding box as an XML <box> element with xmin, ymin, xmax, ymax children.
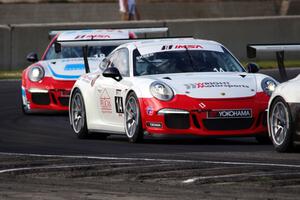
<box><xmin>268</xmin><ymin>76</ymin><xmax>300</xmax><ymax>152</ymax></box>
<box><xmin>69</xmin><ymin>38</ymin><xmax>278</xmax><ymax>142</ymax></box>
<box><xmin>21</xmin><ymin>28</ymin><xmax>167</xmax><ymax>113</ymax></box>
<box><xmin>248</xmin><ymin>43</ymin><xmax>300</xmax><ymax>152</ymax></box>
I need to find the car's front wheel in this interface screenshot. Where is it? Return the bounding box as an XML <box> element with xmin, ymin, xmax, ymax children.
<box><xmin>70</xmin><ymin>89</ymin><xmax>89</xmax><ymax>139</ymax></box>
<box><xmin>269</xmin><ymin>97</ymin><xmax>294</xmax><ymax>152</ymax></box>
<box><xmin>125</xmin><ymin>92</ymin><xmax>143</xmax><ymax>143</ymax></box>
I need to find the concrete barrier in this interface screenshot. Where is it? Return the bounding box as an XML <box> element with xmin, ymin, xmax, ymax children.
<box><xmin>0</xmin><ymin>25</ymin><xmax>11</xmax><ymax>70</ymax></box>
<box><xmin>166</xmin><ymin>16</ymin><xmax>300</xmax><ymax>60</ymax></box>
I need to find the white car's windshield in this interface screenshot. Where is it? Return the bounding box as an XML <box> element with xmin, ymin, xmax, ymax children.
<box><xmin>133</xmin><ymin>47</ymin><xmax>245</xmax><ymax>76</ymax></box>
<box><xmin>45</xmin><ymin>45</ymin><xmax>117</xmax><ymax>60</ymax></box>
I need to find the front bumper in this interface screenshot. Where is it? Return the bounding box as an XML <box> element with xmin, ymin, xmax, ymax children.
<box><xmin>139</xmin><ymin>93</ymin><xmax>269</xmax><ymax>137</ymax></box>
<box><xmin>22</xmin><ymin>77</ymin><xmax>75</xmax><ymax>111</ymax></box>
<box><xmin>288</xmin><ymin>103</ymin><xmax>300</xmax><ymax>143</ymax></box>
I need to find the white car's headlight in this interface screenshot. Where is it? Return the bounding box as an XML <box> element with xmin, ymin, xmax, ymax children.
<box><xmin>261</xmin><ymin>78</ymin><xmax>277</xmax><ymax>96</ymax></box>
<box><xmin>150</xmin><ymin>81</ymin><xmax>174</xmax><ymax>101</ymax></box>
<box><xmin>28</xmin><ymin>66</ymin><xmax>45</xmax><ymax>82</ymax></box>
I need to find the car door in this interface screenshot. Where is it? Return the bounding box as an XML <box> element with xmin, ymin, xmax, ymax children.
<box><xmin>92</xmin><ymin>48</ymin><xmax>130</xmax><ymax>133</ymax></box>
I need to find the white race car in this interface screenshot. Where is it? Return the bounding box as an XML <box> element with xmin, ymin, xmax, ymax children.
<box><xmin>268</xmin><ymin>75</ymin><xmax>300</xmax><ymax>152</ymax></box>
<box><xmin>69</xmin><ymin>38</ymin><xmax>278</xmax><ymax>142</ymax></box>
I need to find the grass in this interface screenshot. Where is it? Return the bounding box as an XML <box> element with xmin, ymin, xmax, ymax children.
<box><xmin>0</xmin><ymin>60</ymin><xmax>300</xmax><ymax>79</ymax></box>
<box><xmin>0</xmin><ymin>70</ymin><xmax>22</xmax><ymax>79</ymax></box>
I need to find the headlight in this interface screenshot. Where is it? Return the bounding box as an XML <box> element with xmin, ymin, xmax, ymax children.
<box><xmin>28</xmin><ymin>66</ymin><xmax>45</xmax><ymax>82</ymax></box>
<box><xmin>261</xmin><ymin>78</ymin><xmax>277</xmax><ymax>96</ymax></box>
<box><xmin>150</xmin><ymin>81</ymin><xmax>174</xmax><ymax>101</ymax></box>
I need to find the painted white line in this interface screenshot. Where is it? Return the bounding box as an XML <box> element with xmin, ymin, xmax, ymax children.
<box><xmin>182</xmin><ymin>171</ymin><xmax>300</xmax><ymax>184</ymax></box>
<box><xmin>1</xmin><ymin>152</ymin><xmax>300</xmax><ymax>169</ymax></box>
<box><xmin>0</xmin><ymin>152</ymin><xmax>196</xmax><ymax>163</ymax></box>
<box><xmin>183</xmin><ymin>173</ymin><xmax>251</xmax><ymax>183</ymax></box>
<box><xmin>0</xmin><ymin>162</ymin><xmax>135</xmax><ymax>174</ymax></box>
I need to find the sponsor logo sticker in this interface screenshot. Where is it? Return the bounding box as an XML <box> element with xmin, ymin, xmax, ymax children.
<box><xmin>99</xmin><ymin>89</ymin><xmax>112</xmax><ymax>113</ymax></box>
<box><xmin>207</xmin><ymin>109</ymin><xmax>252</xmax><ymax>119</ymax></box>
<box><xmin>146</xmin><ymin>122</ymin><xmax>163</xmax><ymax>128</ymax></box>
<box><xmin>184</xmin><ymin>82</ymin><xmax>250</xmax><ymax>90</ymax></box>
<box><xmin>146</xmin><ymin>106</ymin><xmax>154</xmax><ymax>116</ymax></box>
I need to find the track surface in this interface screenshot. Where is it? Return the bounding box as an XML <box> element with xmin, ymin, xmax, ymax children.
<box><xmin>1</xmin><ymin>70</ymin><xmax>300</xmax><ymax>199</ymax></box>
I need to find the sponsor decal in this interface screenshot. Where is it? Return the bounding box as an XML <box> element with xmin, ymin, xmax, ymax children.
<box><xmin>100</xmin><ymin>89</ymin><xmax>112</xmax><ymax>113</ymax></box>
<box><xmin>199</xmin><ymin>102</ymin><xmax>206</xmax><ymax>109</ymax></box>
<box><xmin>146</xmin><ymin>122</ymin><xmax>163</xmax><ymax>128</ymax></box>
<box><xmin>161</xmin><ymin>45</ymin><xmax>203</xmax><ymax>51</ymax></box>
<box><xmin>48</xmin><ymin>64</ymin><xmax>81</xmax><ymax>80</ymax></box>
<box><xmin>75</xmin><ymin>34</ymin><xmax>111</xmax><ymax>40</ymax></box>
<box><xmin>64</xmin><ymin>64</ymin><xmax>85</xmax><ymax>71</ymax></box>
<box><xmin>116</xmin><ymin>89</ymin><xmax>122</xmax><ymax>96</ymax></box>
<box><xmin>161</xmin><ymin>45</ymin><xmax>173</xmax><ymax>50</ymax></box>
<box><xmin>146</xmin><ymin>106</ymin><xmax>154</xmax><ymax>116</ymax></box>
<box><xmin>115</xmin><ymin>96</ymin><xmax>124</xmax><ymax>113</ymax></box>
<box><xmin>60</xmin><ymin>90</ymin><xmax>70</xmax><ymax>97</ymax></box>
<box><xmin>184</xmin><ymin>81</ymin><xmax>250</xmax><ymax>90</ymax></box>
<box><xmin>207</xmin><ymin>109</ymin><xmax>252</xmax><ymax>119</ymax></box>
<box><xmin>175</xmin><ymin>45</ymin><xmax>203</xmax><ymax>49</ymax></box>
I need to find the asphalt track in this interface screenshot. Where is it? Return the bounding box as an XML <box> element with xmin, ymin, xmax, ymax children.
<box><xmin>1</xmin><ymin>69</ymin><xmax>300</xmax><ymax>199</ymax></box>
<box><xmin>1</xmin><ymin>69</ymin><xmax>299</xmax><ymax>158</ymax></box>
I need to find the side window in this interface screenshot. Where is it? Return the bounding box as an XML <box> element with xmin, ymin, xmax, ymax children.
<box><xmin>44</xmin><ymin>44</ymin><xmax>59</xmax><ymax>60</ymax></box>
<box><xmin>110</xmin><ymin>49</ymin><xmax>129</xmax><ymax>77</ymax></box>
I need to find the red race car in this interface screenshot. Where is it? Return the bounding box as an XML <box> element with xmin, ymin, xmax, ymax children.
<box><xmin>21</xmin><ymin>28</ymin><xmax>167</xmax><ymax>113</ymax></box>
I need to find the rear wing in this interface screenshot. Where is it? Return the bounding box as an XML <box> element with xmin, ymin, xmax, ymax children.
<box><xmin>49</xmin><ymin>27</ymin><xmax>169</xmax><ymax>40</ymax></box>
<box><xmin>247</xmin><ymin>44</ymin><xmax>300</xmax><ymax>81</ymax></box>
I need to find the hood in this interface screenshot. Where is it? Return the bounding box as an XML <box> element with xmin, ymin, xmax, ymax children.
<box><xmin>46</xmin><ymin>58</ymin><xmax>102</xmax><ymax>80</ymax></box>
<box><xmin>150</xmin><ymin>72</ymin><xmax>257</xmax><ymax>99</ymax></box>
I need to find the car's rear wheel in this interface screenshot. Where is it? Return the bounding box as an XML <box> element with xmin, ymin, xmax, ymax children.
<box><xmin>269</xmin><ymin>97</ymin><xmax>294</xmax><ymax>152</ymax></box>
<box><xmin>125</xmin><ymin>92</ymin><xmax>143</xmax><ymax>143</ymax></box>
<box><xmin>70</xmin><ymin>89</ymin><xmax>89</xmax><ymax>139</ymax></box>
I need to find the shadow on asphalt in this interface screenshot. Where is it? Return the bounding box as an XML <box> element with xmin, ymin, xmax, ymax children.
<box><xmin>99</xmin><ymin>134</ymin><xmax>266</xmax><ymax>146</ymax></box>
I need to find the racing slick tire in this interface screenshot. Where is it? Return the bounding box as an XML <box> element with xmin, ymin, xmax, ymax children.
<box><xmin>70</xmin><ymin>89</ymin><xmax>90</xmax><ymax>139</ymax></box>
<box><xmin>269</xmin><ymin>97</ymin><xmax>294</xmax><ymax>152</ymax></box>
<box><xmin>125</xmin><ymin>92</ymin><xmax>144</xmax><ymax>143</ymax></box>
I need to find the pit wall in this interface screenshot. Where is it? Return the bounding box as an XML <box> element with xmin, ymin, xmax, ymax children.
<box><xmin>1</xmin><ymin>16</ymin><xmax>300</xmax><ymax>70</ymax></box>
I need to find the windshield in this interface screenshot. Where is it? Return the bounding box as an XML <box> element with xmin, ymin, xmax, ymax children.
<box><xmin>45</xmin><ymin>45</ymin><xmax>117</xmax><ymax>60</ymax></box>
<box><xmin>133</xmin><ymin>47</ymin><xmax>245</xmax><ymax>76</ymax></box>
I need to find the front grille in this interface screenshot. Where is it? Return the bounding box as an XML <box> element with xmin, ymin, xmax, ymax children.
<box><xmin>58</xmin><ymin>97</ymin><xmax>69</xmax><ymax>106</ymax></box>
<box><xmin>202</xmin><ymin>118</ymin><xmax>254</xmax><ymax>130</ymax></box>
<box><xmin>164</xmin><ymin>114</ymin><xmax>190</xmax><ymax>129</ymax></box>
<box><xmin>31</xmin><ymin>93</ymin><xmax>50</xmax><ymax>105</ymax></box>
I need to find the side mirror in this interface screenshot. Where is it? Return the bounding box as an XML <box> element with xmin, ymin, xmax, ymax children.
<box><xmin>99</xmin><ymin>58</ymin><xmax>109</xmax><ymax>70</ymax></box>
<box><xmin>26</xmin><ymin>52</ymin><xmax>38</xmax><ymax>63</ymax></box>
<box><xmin>246</xmin><ymin>62</ymin><xmax>260</xmax><ymax>73</ymax></box>
<box><xmin>102</xmin><ymin>67</ymin><xmax>122</xmax><ymax>81</ymax></box>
